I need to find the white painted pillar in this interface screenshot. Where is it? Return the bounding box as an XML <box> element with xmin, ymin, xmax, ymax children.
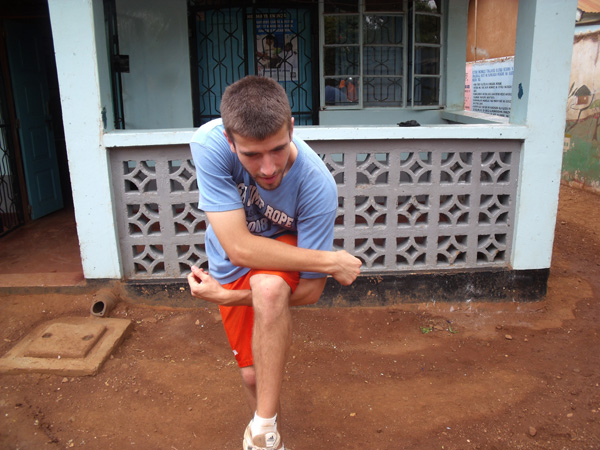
<box><xmin>47</xmin><ymin>0</ymin><xmax>122</xmax><ymax>278</ymax></box>
<box><xmin>510</xmin><ymin>0</ymin><xmax>577</xmax><ymax>270</ymax></box>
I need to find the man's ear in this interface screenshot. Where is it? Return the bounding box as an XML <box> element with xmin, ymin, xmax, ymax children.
<box><xmin>223</xmin><ymin>130</ymin><xmax>236</xmax><ymax>153</ymax></box>
<box><xmin>289</xmin><ymin>117</ymin><xmax>295</xmax><ymax>140</ymax></box>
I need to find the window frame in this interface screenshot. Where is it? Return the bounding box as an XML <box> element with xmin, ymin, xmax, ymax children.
<box><xmin>320</xmin><ymin>0</ymin><xmax>444</xmax><ymax>110</ymax></box>
<box><xmin>410</xmin><ymin>3</ymin><xmax>444</xmax><ymax>108</ymax></box>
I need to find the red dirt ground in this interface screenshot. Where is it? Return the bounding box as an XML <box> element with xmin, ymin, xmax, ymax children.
<box><xmin>1</xmin><ymin>184</ymin><xmax>599</xmax><ymax>450</ymax></box>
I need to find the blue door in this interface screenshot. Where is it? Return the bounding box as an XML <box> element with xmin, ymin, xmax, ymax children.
<box><xmin>5</xmin><ymin>20</ymin><xmax>63</xmax><ymax>220</ymax></box>
<box><xmin>247</xmin><ymin>8</ymin><xmax>315</xmax><ymax>126</ymax></box>
<box><xmin>193</xmin><ymin>6</ymin><xmax>316</xmax><ymax>126</ymax></box>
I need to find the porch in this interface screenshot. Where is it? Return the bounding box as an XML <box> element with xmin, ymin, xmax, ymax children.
<box><xmin>102</xmin><ymin>112</ymin><xmax>550</xmax><ymax>302</ymax></box>
<box><xmin>0</xmin><ymin>208</ymin><xmax>84</xmax><ymax>290</ymax></box>
<box><xmin>36</xmin><ymin>0</ymin><xmax>578</xmax><ymax>302</ymax></box>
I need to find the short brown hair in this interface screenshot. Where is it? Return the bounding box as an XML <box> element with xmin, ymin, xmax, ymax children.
<box><xmin>220</xmin><ymin>76</ymin><xmax>291</xmax><ymax>141</ymax></box>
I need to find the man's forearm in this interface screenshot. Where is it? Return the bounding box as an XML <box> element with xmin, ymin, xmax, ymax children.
<box><xmin>209</xmin><ymin>281</ymin><xmax>322</xmax><ymax>307</ymax></box>
<box><xmin>189</xmin><ymin>267</ymin><xmax>325</xmax><ymax>307</ymax></box>
<box><xmin>233</xmin><ymin>236</ymin><xmax>360</xmax><ymax>286</ymax></box>
<box><xmin>228</xmin><ymin>234</ymin><xmax>336</xmax><ymax>273</ymax></box>
<box><xmin>206</xmin><ymin>210</ymin><xmax>361</xmax><ymax>286</ymax></box>
<box><xmin>217</xmin><ymin>288</ymin><xmax>252</xmax><ymax>306</ymax></box>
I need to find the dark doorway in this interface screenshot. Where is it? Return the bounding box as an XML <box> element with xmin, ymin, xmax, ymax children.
<box><xmin>0</xmin><ymin>0</ymin><xmax>72</xmax><ymax>235</ymax></box>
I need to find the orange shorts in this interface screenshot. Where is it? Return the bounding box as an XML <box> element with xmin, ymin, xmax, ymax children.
<box><xmin>220</xmin><ymin>234</ymin><xmax>300</xmax><ymax>368</ymax></box>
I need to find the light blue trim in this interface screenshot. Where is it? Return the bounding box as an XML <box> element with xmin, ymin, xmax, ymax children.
<box><xmin>48</xmin><ymin>0</ymin><xmax>122</xmax><ymax>279</ymax></box>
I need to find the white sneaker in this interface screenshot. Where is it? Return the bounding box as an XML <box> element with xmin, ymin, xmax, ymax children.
<box><xmin>242</xmin><ymin>421</ymin><xmax>284</xmax><ymax>450</ymax></box>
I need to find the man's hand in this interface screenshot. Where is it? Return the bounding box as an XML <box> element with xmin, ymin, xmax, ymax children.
<box><xmin>187</xmin><ymin>266</ymin><xmax>226</xmax><ymax>304</ymax></box>
<box><xmin>330</xmin><ymin>250</ymin><xmax>362</xmax><ymax>286</ymax></box>
<box><xmin>187</xmin><ymin>266</ymin><xmax>253</xmax><ymax>306</ymax></box>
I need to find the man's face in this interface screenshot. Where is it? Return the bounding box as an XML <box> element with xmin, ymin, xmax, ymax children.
<box><xmin>225</xmin><ymin>120</ymin><xmax>295</xmax><ymax>190</ymax></box>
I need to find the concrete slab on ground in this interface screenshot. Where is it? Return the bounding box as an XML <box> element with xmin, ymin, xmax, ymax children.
<box><xmin>0</xmin><ymin>272</ymin><xmax>85</xmax><ymax>288</ymax></box>
<box><xmin>0</xmin><ymin>317</ymin><xmax>132</xmax><ymax>376</ymax></box>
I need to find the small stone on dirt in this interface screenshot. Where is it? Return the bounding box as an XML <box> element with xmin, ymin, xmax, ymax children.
<box><xmin>529</xmin><ymin>426</ymin><xmax>537</xmax><ymax>437</ymax></box>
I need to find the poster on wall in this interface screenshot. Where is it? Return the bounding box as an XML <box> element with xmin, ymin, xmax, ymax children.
<box><xmin>465</xmin><ymin>57</ymin><xmax>514</xmax><ymax>118</ymax></box>
<box><xmin>254</xmin><ymin>13</ymin><xmax>298</xmax><ymax>81</ymax></box>
<box><xmin>465</xmin><ymin>65</ymin><xmax>472</xmax><ymax>110</ymax></box>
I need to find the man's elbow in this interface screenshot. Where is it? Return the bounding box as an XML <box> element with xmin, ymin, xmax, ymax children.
<box><xmin>225</xmin><ymin>244</ymin><xmax>252</xmax><ymax>268</ymax></box>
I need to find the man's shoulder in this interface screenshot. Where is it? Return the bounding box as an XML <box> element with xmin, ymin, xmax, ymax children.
<box><xmin>295</xmin><ymin>138</ymin><xmax>321</xmax><ymax>165</ymax></box>
<box><xmin>190</xmin><ymin>119</ymin><xmax>238</xmax><ymax>173</ymax></box>
<box><xmin>295</xmin><ymin>139</ymin><xmax>334</xmax><ymax>181</ymax></box>
<box><xmin>191</xmin><ymin>118</ymin><xmax>226</xmax><ymax>146</ymax></box>
<box><xmin>292</xmin><ymin>139</ymin><xmax>337</xmax><ymax>208</ymax></box>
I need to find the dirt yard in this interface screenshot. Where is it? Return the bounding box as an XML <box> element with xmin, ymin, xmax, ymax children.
<box><xmin>1</xmin><ymin>184</ymin><xmax>599</xmax><ymax>450</ymax></box>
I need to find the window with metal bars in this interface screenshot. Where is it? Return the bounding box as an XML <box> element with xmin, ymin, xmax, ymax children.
<box><xmin>322</xmin><ymin>0</ymin><xmax>443</xmax><ymax>109</ymax></box>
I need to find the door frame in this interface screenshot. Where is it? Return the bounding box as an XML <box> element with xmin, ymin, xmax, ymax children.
<box><xmin>0</xmin><ymin>7</ymin><xmax>72</xmax><ymax>229</ymax></box>
<box><xmin>0</xmin><ymin>20</ymin><xmax>29</xmax><ymax>232</ymax></box>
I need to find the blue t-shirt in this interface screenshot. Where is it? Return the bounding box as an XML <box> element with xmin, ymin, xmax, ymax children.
<box><xmin>190</xmin><ymin>119</ymin><xmax>337</xmax><ymax>284</ymax></box>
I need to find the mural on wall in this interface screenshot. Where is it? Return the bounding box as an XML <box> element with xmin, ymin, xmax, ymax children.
<box><xmin>564</xmin><ymin>30</ymin><xmax>600</xmax><ymax>193</ymax></box>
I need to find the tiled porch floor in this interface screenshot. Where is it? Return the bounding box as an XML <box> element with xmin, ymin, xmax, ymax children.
<box><xmin>0</xmin><ymin>208</ymin><xmax>84</xmax><ymax>288</ymax></box>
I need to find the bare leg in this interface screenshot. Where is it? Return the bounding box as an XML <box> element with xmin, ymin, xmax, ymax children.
<box><xmin>249</xmin><ymin>273</ymin><xmax>292</xmax><ymax>419</ymax></box>
<box><xmin>239</xmin><ymin>366</ymin><xmax>283</xmax><ymax>432</ymax></box>
<box><xmin>240</xmin><ymin>366</ymin><xmax>257</xmax><ymax>413</ymax></box>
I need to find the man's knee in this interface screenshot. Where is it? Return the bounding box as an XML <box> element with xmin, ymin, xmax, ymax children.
<box><xmin>240</xmin><ymin>366</ymin><xmax>256</xmax><ymax>390</ymax></box>
<box><xmin>249</xmin><ymin>274</ymin><xmax>291</xmax><ymax>319</ymax></box>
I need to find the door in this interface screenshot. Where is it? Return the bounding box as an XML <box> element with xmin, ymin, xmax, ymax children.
<box><xmin>192</xmin><ymin>5</ymin><xmax>316</xmax><ymax>126</ymax></box>
<box><xmin>248</xmin><ymin>7</ymin><xmax>315</xmax><ymax>126</ymax></box>
<box><xmin>5</xmin><ymin>19</ymin><xmax>63</xmax><ymax>220</ymax></box>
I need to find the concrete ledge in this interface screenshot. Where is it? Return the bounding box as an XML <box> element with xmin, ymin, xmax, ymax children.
<box><xmin>320</xmin><ymin>268</ymin><xmax>549</xmax><ymax>306</ymax></box>
<box><xmin>0</xmin><ymin>272</ymin><xmax>85</xmax><ymax>288</ymax></box>
<box><xmin>0</xmin><ymin>279</ymin><xmax>116</xmax><ymax>296</ymax></box>
<box><xmin>102</xmin><ymin>122</ymin><xmax>529</xmax><ymax>148</ymax></box>
<box><xmin>0</xmin><ymin>269</ymin><xmax>547</xmax><ymax>307</ymax></box>
<box><xmin>118</xmin><ymin>268</ymin><xmax>549</xmax><ymax>308</ymax></box>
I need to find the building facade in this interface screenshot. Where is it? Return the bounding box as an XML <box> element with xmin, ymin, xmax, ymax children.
<box><xmin>12</xmin><ymin>0</ymin><xmax>577</xmax><ymax>301</ymax></box>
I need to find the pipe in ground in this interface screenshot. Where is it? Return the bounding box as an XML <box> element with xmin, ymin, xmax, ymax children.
<box><xmin>90</xmin><ymin>289</ymin><xmax>118</xmax><ymax>317</ymax></box>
